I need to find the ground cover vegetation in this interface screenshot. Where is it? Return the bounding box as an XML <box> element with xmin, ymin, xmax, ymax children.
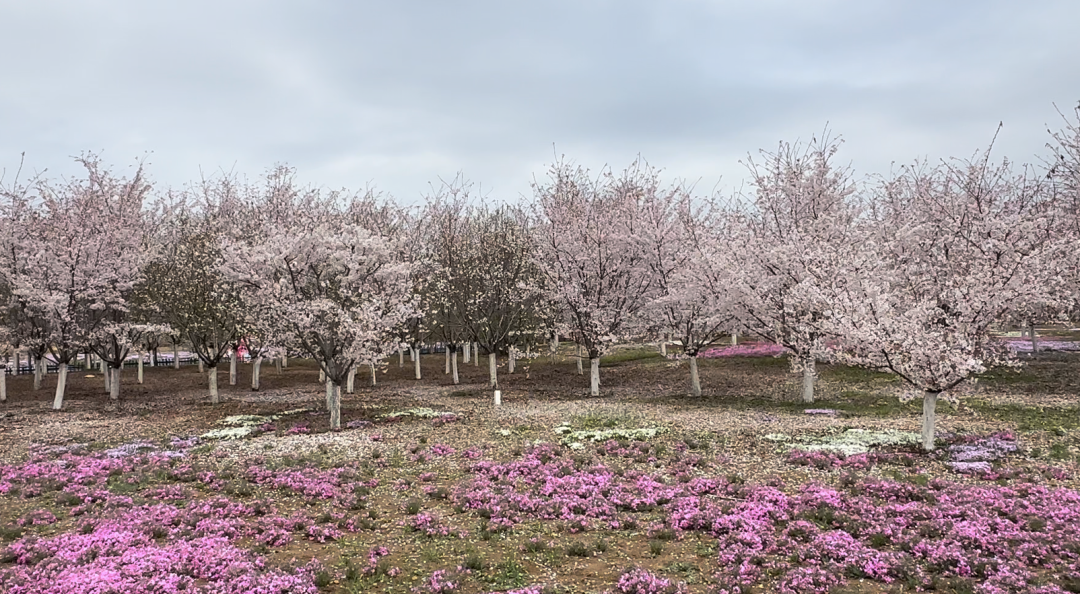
<box><xmin>0</xmin><ymin>106</ymin><xmax>1079</xmax><ymax>592</ymax></box>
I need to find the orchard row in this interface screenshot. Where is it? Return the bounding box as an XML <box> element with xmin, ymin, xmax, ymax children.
<box><xmin>1</xmin><ymin>111</ymin><xmax>1079</xmax><ymax>451</ymax></box>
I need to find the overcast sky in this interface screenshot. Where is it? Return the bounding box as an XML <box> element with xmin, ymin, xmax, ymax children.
<box><xmin>2</xmin><ymin>0</ymin><xmax>1078</xmax><ymax>205</ymax></box>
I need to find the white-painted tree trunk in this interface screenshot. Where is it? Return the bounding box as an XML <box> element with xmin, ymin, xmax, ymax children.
<box><xmin>173</xmin><ymin>343</ymin><xmax>180</xmax><ymax>369</ymax></box>
<box><xmin>922</xmin><ymin>390</ymin><xmax>939</xmax><ymax>451</ymax></box>
<box><xmin>52</xmin><ymin>364</ymin><xmax>68</xmax><ymax>410</ymax></box>
<box><xmin>660</xmin><ymin>335</ymin><xmax>667</xmax><ymax>357</ymax></box>
<box><xmin>0</xmin><ymin>365</ymin><xmax>6</xmax><ymax>402</ymax></box>
<box><xmin>84</xmin><ymin>352</ymin><xmax>92</xmax><ymax>370</ymax></box>
<box><xmin>409</xmin><ymin>347</ymin><xmax>415</xmax><ymax>362</ymax></box>
<box><xmin>451</xmin><ymin>350</ymin><xmax>459</xmax><ymax>384</ymax></box>
<box><xmin>463</xmin><ymin>342</ymin><xmax>470</xmax><ymax>364</ymax></box>
<box><xmin>109</xmin><ymin>367</ymin><xmax>120</xmax><ymax>401</ymax></box>
<box><xmin>1029</xmin><ymin>321</ymin><xmax>1039</xmax><ymax>355</ymax></box>
<box><xmin>319</xmin><ymin>368</ymin><xmax>325</xmax><ymax>383</ymax></box>
<box><xmin>399</xmin><ymin>349</ymin><xmax>404</xmax><ymax>367</ymax></box>
<box><xmin>576</xmin><ymin>344</ymin><xmax>583</xmax><ymax>375</ymax></box>
<box><xmin>474</xmin><ymin>343</ymin><xmax>480</xmax><ymax>367</ymax></box>
<box><xmin>732</xmin><ymin>332</ymin><xmax>738</xmax><ymax>346</ymax></box>
<box><xmin>489</xmin><ymin>352</ymin><xmax>498</xmax><ymax>388</ymax></box>
<box><xmin>275</xmin><ymin>356</ymin><xmax>282</xmax><ymax>373</ymax></box>
<box><xmin>445</xmin><ymin>348</ymin><xmax>450</xmax><ymax>374</ymax></box>
<box><xmin>689</xmin><ymin>355</ymin><xmax>701</xmax><ymax>397</ymax></box>
<box><xmin>103</xmin><ymin>362</ymin><xmax>111</xmax><ymax>394</ymax></box>
<box><xmin>34</xmin><ymin>356</ymin><xmax>44</xmax><ymax>390</ymax></box>
<box><xmin>328</xmin><ymin>382</ymin><xmax>341</xmax><ymax>430</ymax></box>
<box><xmin>137</xmin><ymin>353</ymin><xmax>144</xmax><ymax>384</ymax></box>
<box><xmin>370</xmin><ymin>363</ymin><xmax>377</xmax><ymax>386</ymax></box>
<box><xmin>229</xmin><ymin>350</ymin><xmax>237</xmax><ymax>385</ymax></box>
<box><xmin>508</xmin><ymin>351</ymin><xmax>515</xmax><ymax>374</ymax></box>
<box><xmin>589</xmin><ymin>357</ymin><xmax>600</xmax><ymax>397</ymax></box>
<box><xmin>802</xmin><ymin>357</ymin><xmax>816</xmax><ymax>403</ymax></box>
<box><xmin>208</xmin><ymin>367</ymin><xmax>219</xmax><ymax>404</ymax></box>
<box><xmin>198</xmin><ymin>359</ymin><xmax>204</xmax><ymax>373</ymax></box>
<box><xmin>347</xmin><ymin>367</ymin><xmax>356</xmax><ymax>394</ymax></box>
<box><xmin>282</xmin><ymin>355</ymin><xmax>288</xmax><ymax>368</ymax></box>
<box><xmin>412</xmin><ymin>347</ymin><xmax>422</xmax><ymax>380</ymax></box>
<box><xmin>252</xmin><ymin>357</ymin><xmax>263</xmax><ymax>391</ymax></box>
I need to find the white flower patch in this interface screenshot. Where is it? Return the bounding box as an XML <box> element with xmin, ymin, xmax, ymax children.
<box><xmin>381</xmin><ymin>407</ymin><xmax>451</xmax><ymax>419</ymax></box>
<box><xmin>201</xmin><ymin>409</ymin><xmax>310</xmax><ymax>440</ymax></box>
<box><xmin>772</xmin><ymin>428</ymin><xmax>920</xmax><ymax>455</ymax></box>
<box><xmin>201</xmin><ymin>426</ymin><xmax>259</xmax><ymax>440</ymax></box>
<box><xmin>557</xmin><ymin>427</ymin><xmax>662</xmax><ymax>444</ymax></box>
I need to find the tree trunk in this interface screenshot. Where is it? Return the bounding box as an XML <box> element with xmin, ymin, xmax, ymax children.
<box><xmin>208</xmin><ymin>366</ymin><xmax>219</xmax><ymax>404</ymax></box>
<box><xmin>275</xmin><ymin>356</ymin><xmax>282</xmax><ymax>373</ymax></box>
<box><xmin>35</xmin><ymin>356</ymin><xmax>45</xmax><ymax>391</ymax></box>
<box><xmin>151</xmin><ymin>349</ymin><xmax>159</xmax><ymax>367</ymax></box>
<box><xmin>137</xmin><ymin>353</ymin><xmax>144</xmax><ymax>384</ymax></box>
<box><xmin>319</xmin><ymin>368</ymin><xmax>325</xmax><ymax>383</ymax></box>
<box><xmin>229</xmin><ymin>350</ymin><xmax>237</xmax><ymax>385</ymax></box>
<box><xmin>347</xmin><ymin>367</ymin><xmax>356</xmax><ymax>394</ymax></box>
<box><xmin>445</xmin><ymin>348</ymin><xmax>450</xmax><ymax>374</ymax></box>
<box><xmin>451</xmin><ymin>350</ymin><xmax>459</xmax><ymax>384</ymax></box>
<box><xmin>252</xmin><ymin>356</ymin><xmax>263</xmax><ymax>391</ymax></box>
<box><xmin>370</xmin><ymin>363</ymin><xmax>377</xmax><ymax>386</ymax></box>
<box><xmin>489</xmin><ymin>352</ymin><xmax>498</xmax><ymax>388</ymax></box>
<box><xmin>109</xmin><ymin>367</ymin><xmax>120</xmax><ymax>401</ymax></box>
<box><xmin>409</xmin><ymin>347</ymin><xmax>415</xmax><ymax>362</ymax></box>
<box><xmin>731</xmin><ymin>332</ymin><xmax>738</xmax><ymax>346</ymax></box>
<box><xmin>399</xmin><ymin>349</ymin><xmax>404</xmax><ymax>367</ymax></box>
<box><xmin>412</xmin><ymin>347</ymin><xmax>422</xmax><ymax>380</ymax></box>
<box><xmin>463</xmin><ymin>342</ymin><xmax>470</xmax><ymax>364</ymax></box>
<box><xmin>660</xmin><ymin>335</ymin><xmax>667</xmax><ymax>357</ymax></box>
<box><xmin>689</xmin><ymin>355</ymin><xmax>701</xmax><ymax>397</ymax></box>
<box><xmin>328</xmin><ymin>382</ymin><xmax>341</xmax><ymax>430</ymax></box>
<box><xmin>103</xmin><ymin>362</ymin><xmax>111</xmax><ymax>393</ymax></box>
<box><xmin>1029</xmin><ymin>321</ymin><xmax>1039</xmax><ymax>355</ymax></box>
<box><xmin>173</xmin><ymin>342</ymin><xmax>180</xmax><ymax>369</ymax></box>
<box><xmin>589</xmin><ymin>357</ymin><xmax>600</xmax><ymax>397</ymax></box>
<box><xmin>52</xmin><ymin>364</ymin><xmax>68</xmax><ymax>410</ymax></box>
<box><xmin>84</xmin><ymin>352</ymin><xmax>92</xmax><ymax>370</ymax></box>
<box><xmin>474</xmin><ymin>343</ymin><xmax>480</xmax><ymax>366</ymax></box>
<box><xmin>0</xmin><ymin>364</ymin><xmax>6</xmax><ymax>402</ymax></box>
<box><xmin>508</xmin><ymin>351</ymin><xmax>515</xmax><ymax>374</ymax></box>
<box><xmin>198</xmin><ymin>359</ymin><xmax>204</xmax><ymax>373</ymax></box>
<box><xmin>576</xmin><ymin>344</ymin><xmax>583</xmax><ymax>375</ymax></box>
<box><xmin>282</xmin><ymin>355</ymin><xmax>288</xmax><ymax>368</ymax></box>
<box><xmin>802</xmin><ymin>357</ymin><xmax>816</xmax><ymax>403</ymax></box>
<box><xmin>922</xmin><ymin>390</ymin><xmax>939</xmax><ymax>451</ymax></box>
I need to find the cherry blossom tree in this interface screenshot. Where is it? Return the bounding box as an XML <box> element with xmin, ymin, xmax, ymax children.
<box><xmin>1</xmin><ymin>155</ymin><xmax>155</xmax><ymax>408</ymax></box>
<box><xmin>643</xmin><ymin>192</ymin><xmax>740</xmax><ymax>396</ymax></box>
<box><xmin>728</xmin><ymin>134</ymin><xmax>861</xmax><ymax>403</ymax></box>
<box><xmin>1045</xmin><ymin>102</ymin><xmax>1080</xmax><ymax>328</ymax></box>
<box><xmin>828</xmin><ymin>144</ymin><xmax>1057</xmax><ymax>451</ymax></box>
<box><xmin>224</xmin><ymin>179</ymin><xmax>417</xmax><ymax>430</ymax></box>
<box><xmin>531</xmin><ymin>157</ymin><xmax>662</xmax><ymax>396</ymax></box>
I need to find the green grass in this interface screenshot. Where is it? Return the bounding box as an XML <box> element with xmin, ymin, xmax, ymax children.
<box><xmin>967</xmin><ymin>401</ymin><xmax>1080</xmax><ymax>432</ymax></box>
<box><xmin>599</xmin><ymin>348</ymin><xmax>664</xmax><ymax>367</ymax></box>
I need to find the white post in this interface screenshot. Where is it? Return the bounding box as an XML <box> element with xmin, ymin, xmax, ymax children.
<box><xmin>494</xmin><ymin>389</ymin><xmax>502</xmax><ymax>407</ymax></box>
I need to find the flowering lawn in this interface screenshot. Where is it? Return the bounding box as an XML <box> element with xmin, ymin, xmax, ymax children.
<box><xmin>2</xmin><ymin>412</ymin><xmax>1079</xmax><ymax>594</ymax></box>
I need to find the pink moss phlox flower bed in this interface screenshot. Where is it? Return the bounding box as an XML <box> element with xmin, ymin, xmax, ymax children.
<box><xmin>4</xmin><ymin>436</ymin><xmax>1080</xmax><ymax>593</ymax></box>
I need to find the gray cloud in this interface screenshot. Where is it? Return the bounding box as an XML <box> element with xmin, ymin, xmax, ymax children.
<box><xmin>2</xmin><ymin>0</ymin><xmax>1077</xmax><ymax>205</ymax></box>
